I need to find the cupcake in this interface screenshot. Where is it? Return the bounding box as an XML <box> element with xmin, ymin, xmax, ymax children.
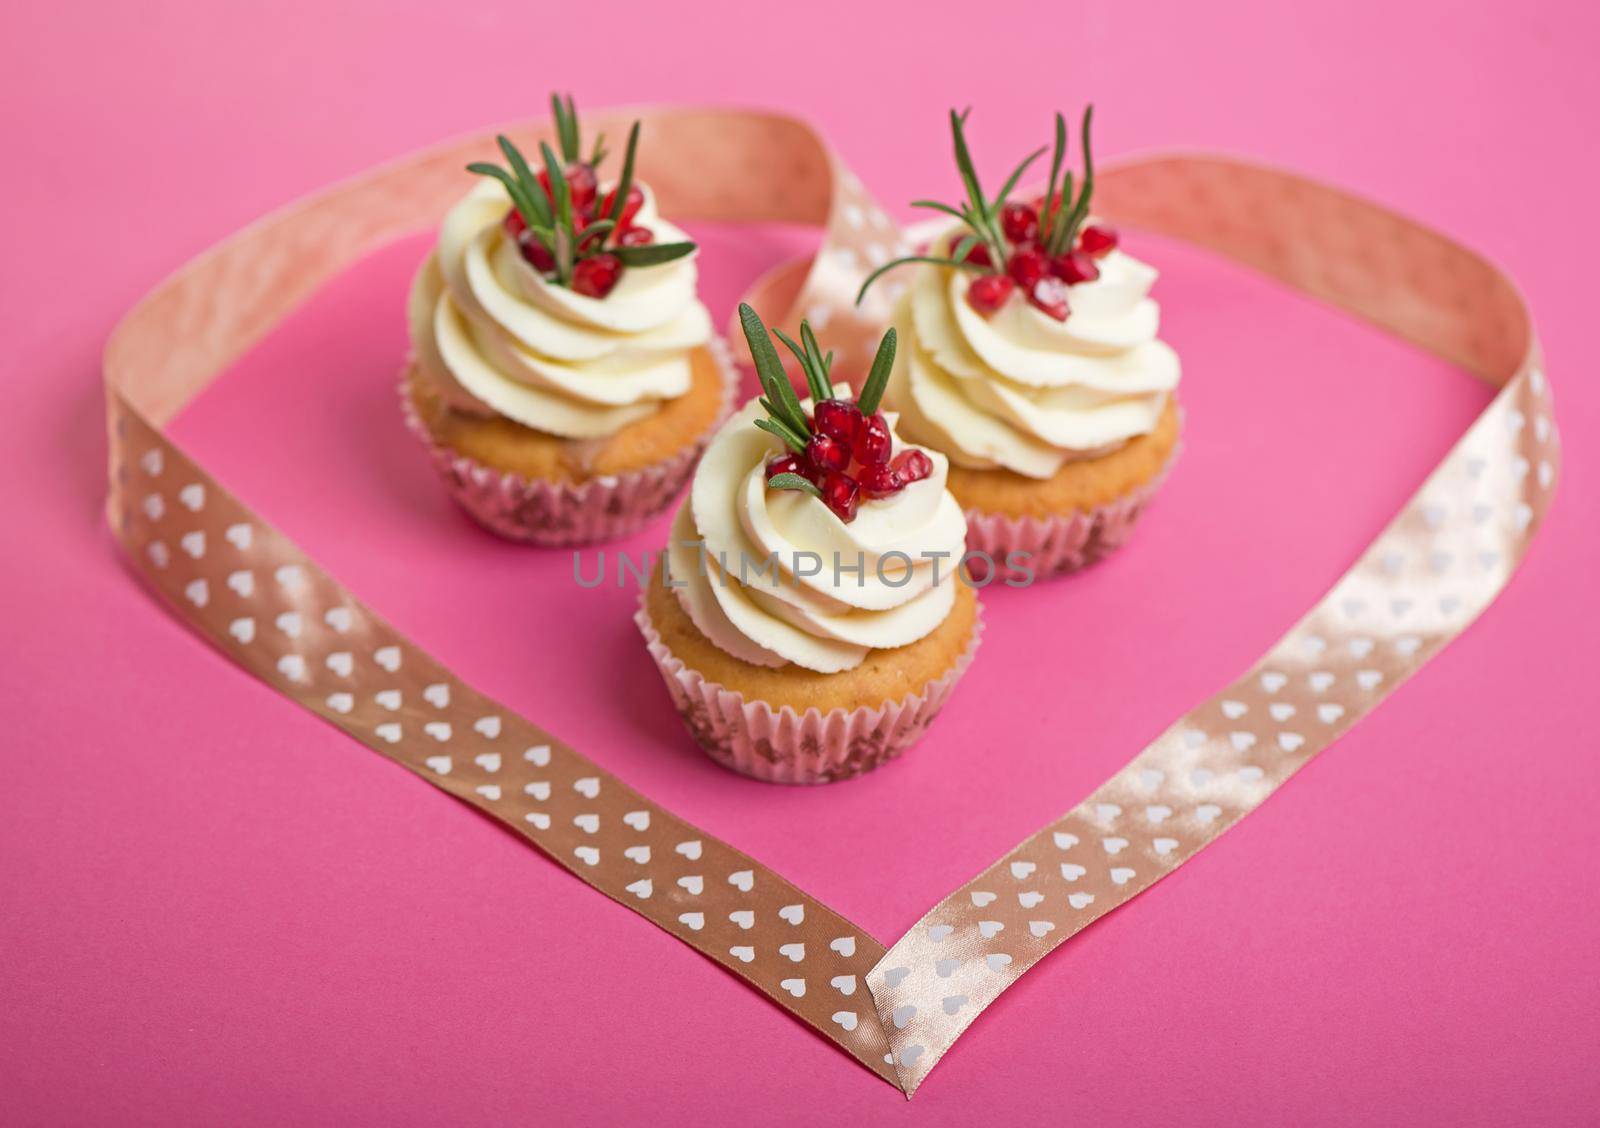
<box><xmin>636</xmin><ymin>305</ymin><xmax>981</xmax><ymax>784</ymax></box>
<box><xmin>403</xmin><ymin>94</ymin><xmax>734</xmax><ymax>544</ymax></box>
<box><xmin>858</xmin><ymin>107</ymin><xmax>1181</xmax><ymax>580</ymax></box>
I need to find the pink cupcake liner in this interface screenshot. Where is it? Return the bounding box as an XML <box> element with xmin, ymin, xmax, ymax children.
<box><xmin>962</xmin><ymin>445</ymin><xmax>1181</xmax><ymax>584</ymax></box>
<box><xmin>400</xmin><ymin>338</ymin><xmax>739</xmax><ymax>546</ymax></box>
<box><xmin>635</xmin><ymin>591</ymin><xmax>984</xmax><ymax>785</ymax></box>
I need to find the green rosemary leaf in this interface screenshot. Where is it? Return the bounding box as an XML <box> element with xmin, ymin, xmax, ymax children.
<box><xmin>855</xmin><ymin>254</ymin><xmax>977</xmax><ymax>305</ymax></box>
<box><xmin>589</xmin><ymin>131</ymin><xmax>608</xmax><ymax>168</ymax></box>
<box><xmin>607</xmin><ymin>122</ymin><xmax>641</xmax><ymax>225</ymax></box>
<box><xmin>533</xmin><ymin>142</ymin><xmax>571</xmax><ymax>281</ymax></box>
<box><xmin>755</xmin><ymin>409</ymin><xmax>812</xmax><ymax>454</ymax></box>
<box><xmin>773</xmin><ymin>327</ymin><xmax>828</xmax><ymax>404</ymax></box>
<box><xmin>494</xmin><ymin>136</ymin><xmax>553</xmax><ymax>227</ymax></box>
<box><xmin>766</xmin><ymin>472</ymin><xmax>823</xmax><ymax>499</ymax></box>
<box><xmin>950</xmin><ymin>233</ymin><xmax>980</xmax><ymax>263</ymax></box>
<box><xmin>949</xmin><ymin>108</ymin><xmax>988</xmax><ymax>226</ymax></box>
<box><xmin>612</xmin><ymin>241</ymin><xmax>697</xmax><ymax>267</ymax></box>
<box><xmin>1063</xmin><ymin>104</ymin><xmax>1096</xmax><ymax>247</ymax></box>
<box><xmin>549</xmin><ymin>94</ymin><xmax>565</xmax><ymax>160</ymax></box>
<box><xmin>577</xmin><ymin>218</ymin><xmax>616</xmax><ymax>252</ymax></box>
<box><xmin>466</xmin><ymin>162</ymin><xmax>539</xmax><ymax>226</ymax></box>
<box><xmin>910</xmin><ymin>199</ymin><xmax>969</xmax><ymax>223</ymax></box>
<box><xmin>739</xmin><ymin>303</ymin><xmax>811</xmax><ymax>438</ymax></box>
<box><xmin>754</xmin><ymin>417</ymin><xmax>808</xmax><ymax>455</ymax></box>
<box><xmin>856</xmin><ymin>327</ymin><xmax>897</xmax><ymax>416</ymax></box>
<box><xmin>1048</xmin><ymin>170</ymin><xmax>1075</xmax><ymax>256</ymax></box>
<box><xmin>992</xmin><ymin>145</ymin><xmax>1047</xmax><ymax>209</ymax></box>
<box><xmin>799</xmin><ymin>321</ymin><xmax>834</xmax><ymax>399</ymax></box>
<box><xmin>552</xmin><ymin>92</ymin><xmax>581</xmax><ymax>164</ymax></box>
<box><xmin>539</xmin><ymin>141</ymin><xmax>571</xmax><ymax>220</ymax></box>
<box><xmin>550</xmin><ymin>226</ymin><xmax>573</xmax><ymax>285</ymax></box>
<box><xmin>538</xmin><ymin>140</ymin><xmax>574</xmax><ymax>261</ymax></box>
<box><xmin>526</xmin><ymin>223</ymin><xmax>557</xmax><ymax>252</ymax></box>
<box><xmin>949</xmin><ymin>108</ymin><xmax>1010</xmax><ymax>260</ymax></box>
<box><xmin>1041</xmin><ymin>111</ymin><xmax>1068</xmax><ymax>249</ymax></box>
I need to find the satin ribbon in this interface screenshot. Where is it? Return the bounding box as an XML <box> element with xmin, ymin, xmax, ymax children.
<box><xmin>864</xmin><ymin>155</ymin><xmax>1557</xmax><ymax>1093</ymax></box>
<box><xmin>104</xmin><ymin>111</ymin><xmax>1557</xmax><ymax>1098</ymax></box>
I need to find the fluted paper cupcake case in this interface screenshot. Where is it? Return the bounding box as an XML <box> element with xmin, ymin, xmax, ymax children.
<box><xmin>962</xmin><ymin>445</ymin><xmax>1181</xmax><ymax>584</ymax></box>
<box><xmin>400</xmin><ymin>338</ymin><xmax>739</xmax><ymax>546</ymax></box>
<box><xmin>635</xmin><ymin>590</ymin><xmax>984</xmax><ymax>785</ymax></box>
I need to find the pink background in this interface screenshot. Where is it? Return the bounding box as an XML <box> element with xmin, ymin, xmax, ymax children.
<box><xmin>3</xmin><ymin>1</ymin><xmax>1597</xmax><ymax>1123</ymax></box>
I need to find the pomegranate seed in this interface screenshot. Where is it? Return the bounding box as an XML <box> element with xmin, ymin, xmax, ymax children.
<box><xmin>519</xmin><ymin>237</ymin><xmax>556</xmax><ymax>273</ymax></box>
<box><xmin>852</xmin><ymin>412</ymin><xmax>892</xmax><ymax>466</ymax></box>
<box><xmin>766</xmin><ymin>453</ymin><xmax>806</xmax><ymax>481</ymax></box>
<box><xmin>600</xmin><ymin>185</ymin><xmax>645</xmax><ymax>227</ymax></box>
<box><xmin>503</xmin><ymin>208</ymin><xmax>527</xmax><ymax>240</ymax></box>
<box><xmin>1080</xmin><ymin>224</ymin><xmax>1119</xmax><ymax>257</ymax></box>
<box><xmin>806</xmin><ymin>433</ymin><xmax>851</xmax><ymax>474</ymax></box>
<box><xmin>565</xmin><ymin>163</ymin><xmax>598</xmax><ymax>211</ymax></box>
<box><xmin>1050</xmin><ymin>250</ymin><xmax>1101</xmax><ymax>285</ymax></box>
<box><xmin>965</xmin><ymin>273</ymin><xmax>1015</xmax><ymax>315</ymax></box>
<box><xmin>813</xmin><ymin>399</ymin><xmax>861</xmax><ymax>443</ymax></box>
<box><xmin>820</xmin><ymin>470</ymin><xmax>861</xmax><ymax>522</ymax></box>
<box><xmin>572</xmin><ymin>253</ymin><xmax>623</xmax><ymax>298</ymax></box>
<box><xmin>890</xmin><ymin>449</ymin><xmax>933</xmax><ymax>484</ymax></box>
<box><xmin>1028</xmin><ymin>277</ymin><xmax>1071</xmax><ymax>321</ymax></box>
<box><xmin>1001</xmin><ymin>201</ymin><xmax>1039</xmax><ymax>244</ymax></box>
<box><xmin>857</xmin><ymin>463</ymin><xmax>905</xmax><ymax>499</ymax></box>
<box><xmin>615</xmin><ymin>225</ymin><xmax>654</xmax><ymax>247</ymax></box>
<box><xmin>1007</xmin><ymin>246</ymin><xmax>1047</xmax><ymax>289</ymax></box>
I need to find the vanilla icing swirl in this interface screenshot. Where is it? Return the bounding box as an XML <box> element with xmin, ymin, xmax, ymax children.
<box><xmin>669</xmin><ymin>392</ymin><xmax>968</xmax><ymax>674</ymax></box>
<box><xmin>882</xmin><ymin>225</ymin><xmax>1180</xmax><ymax>478</ymax></box>
<box><xmin>408</xmin><ymin>179</ymin><xmax>711</xmax><ymax>438</ymax></box>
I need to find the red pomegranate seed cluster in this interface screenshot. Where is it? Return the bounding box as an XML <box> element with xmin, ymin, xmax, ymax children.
<box><xmin>740</xmin><ymin>303</ymin><xmax>911</xmax><ymax>524</ymax></box>
<box><xmin>502</xmin><ymin>174</ymin><xmax>648</xmax><ymax>299</ymax></box>
<box><xmin>763</xmin><ymin>398</ymin><xmax>933</xmax><ymax>521</ymax></box>
<box><xmin>960</xmin><ymin>213</ymin><xmax>1120</xmax><ymax>321</ymax></box>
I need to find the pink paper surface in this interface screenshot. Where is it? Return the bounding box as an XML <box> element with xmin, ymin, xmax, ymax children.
<box><xmin>3</xmin><ymin>1</ymin><xmax>1597</xmax><ymax>1123</ymax></box>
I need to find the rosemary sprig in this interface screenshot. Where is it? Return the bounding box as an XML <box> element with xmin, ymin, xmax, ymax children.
<box><xmin>1041</xmin><ymin>105</ymin><xmax>1096</xmax><ymax>256</ymax></box>
<box><xmin>1040</xmin><ymin>111</ymin><xmax>1067</xmax><ymax>250</ymax></box>
<box><xmin>607</xmin><ymin>122</ymin><xmax>640</xmax><ymax>225</ymax></box>
<box><xmin>948</xmin><ymin>110</ymin><xmax>1012</xmax><ymax>266</ymax></box>
<box><xmin>551</xmin><ymin>92</ymin><xmax>581</xmax><ymax>164</ymax></box>
<box><xmin>739</xmin><ymin>302</ymin><xmax>812</xmax><ymax>444</ymax></box>
<box><xmin>856</xmin><ymin>104</ymin><xmax>1102</xmax><ymax>305</ymax></box>
<box><xmin>855</xmin><ymin>108</ymin><xmax>1044</xmax><ymax>306</ymax></box>
<box><xmin>856</xmin><ymin>327</ymin><xmax>897</xmax><ymax>417</ymax></box>
<box><xmin>766</xmin><ymin>472</ymin><xmax>822</xmax><ymax>499</ymax></box>
<box><xmin>772</xmin><ymin>323</ymin><xmax>835</xmax><ymax>404</ymax></box>
<box><xmin>614</xmin><ymin>241</ymin><xmax>697</xmax><ymax>267</ymax></box>
<box><xmin>739</xmin><ymin>304</ymin><xmax>904</xmax><ymax>508</ymax></box>
<box><xmin>856</xmin><ymin>254</ymin><xmax>984</xmax><ymax>305</ymax></box>
<box><xmin>539</xmin><ymin>141</ymin><xmax>575</xmax><ymax>283</ymax></box>
<box><xmin>464</xmin><ymin>94</ymin><xmax>699</xmax><ymax>292</ymax></box>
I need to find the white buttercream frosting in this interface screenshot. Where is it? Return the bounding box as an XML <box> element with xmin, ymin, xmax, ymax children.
<box><xmin>408</xmin><ymin>178</ymin><xmax>711</xmax><ymax>439</ymax></box>
<box><xmin>882</xmin><ymin>226</ymin><xmax>1180</xmax><ymax>479</ymax></box>
<box><xmin>668</xmin><ymin>391</ymin><xmax>969</xmax><ymax>674</ymax></box>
